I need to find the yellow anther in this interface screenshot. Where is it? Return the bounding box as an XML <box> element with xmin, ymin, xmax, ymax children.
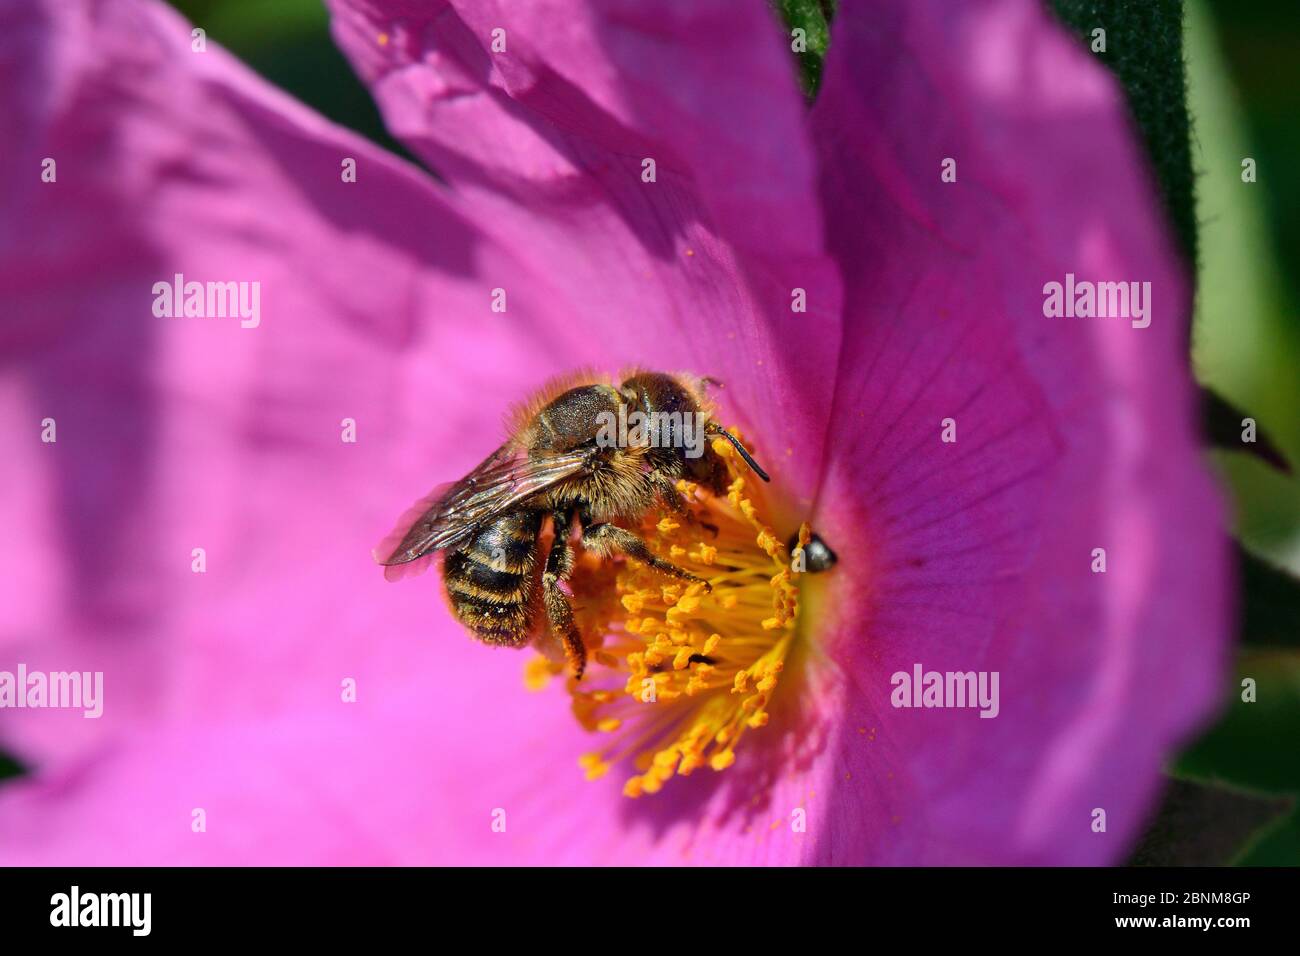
<box><xmin>579</xmin><ymin>753</ymin><xmax>611</xmax><ymax>780</ymax></box>
<box><xmin>710</xmin><ymin>750</ymin><xmax>736</xmax><ymax>771</ymax></box>
<box><xmin>539</xmin><ymin>422</ymin><xmax>802</xmax><ymax>797</ymax></box>
<box><xmin>523</xmin><ymin>655</ymin><xmax>560</xmax><ymax>691</ymax></box>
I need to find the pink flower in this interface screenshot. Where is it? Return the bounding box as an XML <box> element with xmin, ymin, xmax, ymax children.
<box><xmin>0</xmin><ymin>0</ymin><xmax>1228</xmax><ymax>864</ymax></box>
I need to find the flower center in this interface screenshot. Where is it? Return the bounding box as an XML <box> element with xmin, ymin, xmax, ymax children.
<box><xmin>525</xmin><ymin>435</ymin><xmax>811</xmax><ymax>797</ymax></box>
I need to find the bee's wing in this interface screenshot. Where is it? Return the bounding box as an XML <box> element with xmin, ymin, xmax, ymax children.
<box><xmin>371</xmin><ymin>481</ymin><xmax>460</xmax><ymax>582</ymax></box>
<box><xmin>373</xmin><ymin>445</ymin><xmax>589</xmax><ymax>582</ymax></box>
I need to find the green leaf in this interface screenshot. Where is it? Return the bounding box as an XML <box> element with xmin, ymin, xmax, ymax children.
<box><xmin>1174</xmin><ymin>651</ymin><xmax>1300</xmax><ymax>794</ymax></box>
<box><xmin>1127</xmin><ymin>777</ymin><xmax>1293</xmax><ymax>865</ymax></box>
<box><xmin>1050</xmin><ymin>0</ymin><xmax>1198</xmax><ymax>266</ymax></box>
<box><xmin>771</xmin><ymin>0</ymin><xmax>834</xmax><ymax>98</ymax></box>
<box><xmin>1202</xmin><ymin>387</ymin><xmax>1292</xmax><ymax>473</ymax></box>
<box><xmin>1187</xmin><ymin>1</ymin><xmax>1300</xmax><ymax>473</ymax></box>
<box><xmin>1187</xmin><ymin>0</ymin><xmax>1300</xmax><ymax>570</ymax></box>
<box><xmin>1234</xmin><ymin>806</ymin><xmax>1300</xmax><ymax>865</ymax></box>
<box><xmin>1238</xmin><ymin>545</ymin><xmax>1300</xmax><ymax>650</ymax></box>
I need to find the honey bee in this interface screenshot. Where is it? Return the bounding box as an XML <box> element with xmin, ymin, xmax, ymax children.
<box><xmin>374</xmin><ymin>371</ymin><xmax>770</xmax><ymax>679</ymax></box>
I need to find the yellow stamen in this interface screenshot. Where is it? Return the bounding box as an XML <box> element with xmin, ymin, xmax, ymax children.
<box><xmin>523</xmin><ymin>655</ymin><xmax>559</xmax><ymax>691</ymax></box>
<box><xmin>534</xmin><ymin>431</ymin><xmax>805</xmax><ymax>797</ymax></box>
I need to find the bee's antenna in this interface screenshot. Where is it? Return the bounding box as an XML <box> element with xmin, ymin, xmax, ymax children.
<box><xmin>707</xmin><ymin>423</ymin><xmax>770</xmax><ymax>482</ymax></box>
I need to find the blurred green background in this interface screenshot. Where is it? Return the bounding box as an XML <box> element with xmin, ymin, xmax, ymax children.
<box><xmin>3</xmin><ymin>0</ymin><xmax>1297</xmax><ymax>865</ymax></box>
<box><xmin>1176</xmin><ymin>0</ymin><xmax>1300</xmax><ymax>867</ymax></box>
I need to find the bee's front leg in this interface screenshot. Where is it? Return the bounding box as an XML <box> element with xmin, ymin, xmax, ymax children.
<box><xmin>542</xmin><ymin>509</ymin><xmax>586</xmax><ymax>680</ymax></box>
<box><xmin>581</xmin><ymin>523</ymin><xmax>711</xmax><ymax>592</ymax></box>
<box><xmin>650</xmin><ymin>474</ymin><xmax>718</xmax><ymax>537</ymax></box>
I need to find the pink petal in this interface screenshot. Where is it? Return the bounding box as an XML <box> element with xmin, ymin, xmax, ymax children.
<box><xmin>0</xmin><ymin>664</ymin><xmax>840</xmax><ymax>865</ymax></box>
<box><xmin>0</xmin><ymin>0</ymin><xmax>593</xmax><ymax>766</ymax></box>
<box><xmin>2</xmin><ymin>0</ymin><xmax>1231</xmax><ymax>868</ymax></box>
<box><xmin>326</xmin><ymin>0</ymin><xmax>843</xmax><ymax>505</ymax></box>
<box><xmin>0</xmin><ymin>0</ymin><xmax>836</xmax><ymax>866</ymax></box>
<box><xmin>802</xmin><ymin>0</ymin><xmax>1231</xmax><ymax>863</ymax></box>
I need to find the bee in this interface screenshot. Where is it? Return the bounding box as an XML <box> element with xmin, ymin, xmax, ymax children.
<box><xmin>374</xmin><ymin>371</ymin><xmax>770</xmax><ymax>679</ymax></box>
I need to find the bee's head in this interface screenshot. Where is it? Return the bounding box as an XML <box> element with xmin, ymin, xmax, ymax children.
<box><xmin>618</xmin><ymin>372</ymin><xmax>769</xmax><ymax>485</ymax></box>
<box><xmin>618</xmin><ymin>372</ymin><xmax>700</xmax><ymax>436</ymax></box>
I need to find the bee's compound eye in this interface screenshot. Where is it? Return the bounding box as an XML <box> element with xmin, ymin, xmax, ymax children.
<box><xmin>787</xmin><ymin>531</ymin><xmax>837</xmax><ymax>573</ymax></box>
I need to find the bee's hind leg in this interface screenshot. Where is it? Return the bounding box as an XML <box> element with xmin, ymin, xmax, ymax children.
<box><xmin>543</xmin><ymin>510</ymin><xmax>587</xmax><ymax>680</ymax></box>
<box><xmin>581</xmin><ymin>523</ymin><xmax>711</xmax><ymax>593</ymax></box>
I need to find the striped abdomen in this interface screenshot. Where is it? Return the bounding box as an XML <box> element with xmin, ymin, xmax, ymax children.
<box><xmin>442</xmin><ymin>510</ymin><xmax>542</xmax><ymax>646</ymax></box>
